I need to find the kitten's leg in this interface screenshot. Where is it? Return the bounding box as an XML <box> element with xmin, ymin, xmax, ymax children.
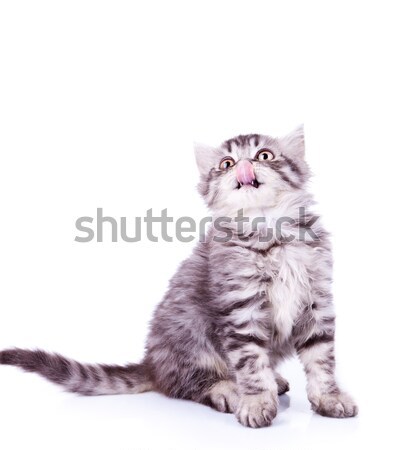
<box><xmin>297</xmin><ymin>337</ymin><xmax>358</xmax><ymax>418</ymax></box>
<box><xmin>275</xmin><ymin>371</ymin><xmax>290</xmax><ymax>395</ymax></box>
<box><xmin>224</xmin><ymin>334</ymin><xmax>278</xmax><ymax>428</ymax></box>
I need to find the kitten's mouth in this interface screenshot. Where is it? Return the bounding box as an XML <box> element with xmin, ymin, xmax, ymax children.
<box><xmin>237</xmin><ymin>180</ymin><xmax>261</xmax><ymax>189</ymax></box>
<box><xmin>235</xmin><ymin>160</ymin><xmax>260</xmax><ymax>189</ymax></box>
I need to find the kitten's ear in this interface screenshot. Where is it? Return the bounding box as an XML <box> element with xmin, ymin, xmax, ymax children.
<box><xmin>280</xmin><ymin>124</ymin><xmax>305</xmax><ymax>158</ymax></box>
<box><xmin>194</xmin><ymin>142</ymin><xmax>218</xmax><ymax>176</ymax></box>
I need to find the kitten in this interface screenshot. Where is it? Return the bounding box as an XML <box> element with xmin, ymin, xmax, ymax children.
<box><xmin>0</xmin><ymin>126</ymin><xmax>358</xmax><ymax>427</ymax></box>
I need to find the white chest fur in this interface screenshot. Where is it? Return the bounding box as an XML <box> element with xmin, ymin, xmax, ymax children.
<box><xmin>265</xmin><ymin>244</ymin><xmax>313</xmax><ymax>341</ymax></box>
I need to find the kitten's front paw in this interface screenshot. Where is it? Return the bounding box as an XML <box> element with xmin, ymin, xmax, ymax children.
<box><xmin>236</xmin><ymin>391</ymin><xmax>278</xmax><ymax>428</ymax></box>
<box><xmin>311</xmin><ymin>392</ymin><xmax>358</xmax><ymax>418</ymax></box>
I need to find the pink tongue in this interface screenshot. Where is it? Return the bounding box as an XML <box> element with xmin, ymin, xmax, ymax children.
<box><xmin>236</xmin><ymin>160</ymin><xmax>255</xmax><ymax>185</ymax></box>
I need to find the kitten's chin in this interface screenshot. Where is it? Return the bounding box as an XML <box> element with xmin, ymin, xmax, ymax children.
<box><xmin>212</xmin><ymin>188</ymin><xmax>279</xmax><ymax>218</ymax></box>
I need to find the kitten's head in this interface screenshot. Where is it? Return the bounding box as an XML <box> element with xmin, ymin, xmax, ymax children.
<box><xmin>194</xmin><ymin>126</ymin><xmax>310</xmax><ymax>217</ymax></box>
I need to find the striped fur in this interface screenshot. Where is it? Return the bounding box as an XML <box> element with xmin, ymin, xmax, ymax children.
<box><xmin>0</xmin><ymin>126</ymin><xmax>357</xmax><ymax>427</ymax></box>
<box><xmin>0</xmin><ymin>348</ymin><xmax>153</xmax><ymax>395</ymax></box>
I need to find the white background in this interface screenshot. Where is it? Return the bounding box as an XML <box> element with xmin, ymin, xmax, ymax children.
<box><xmin>0</xmin><ymin>1</ymin><xmax>394</xmax><ymax>449</ymax></box>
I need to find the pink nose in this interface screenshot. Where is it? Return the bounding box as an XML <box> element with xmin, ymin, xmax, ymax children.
<box><xmin>236</xmin><ymin>160</ymin><xmax>256</xmax><ymax>185</ymax></box>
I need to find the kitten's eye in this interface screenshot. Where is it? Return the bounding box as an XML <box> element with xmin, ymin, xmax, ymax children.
<box><xmin>255</xmin><ymin>149</ymin><xmax>274</xmax><ymax>161</ymax></box>
<box><xmin>219</xmin><ymin>157</ymin><xmax>235</xmax><ymax>170</ymax></box>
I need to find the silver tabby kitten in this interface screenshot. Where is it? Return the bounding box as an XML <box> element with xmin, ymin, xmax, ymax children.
<box><xmin>0</xmin><ymin>126</ymin><xmax>358</xmax><ymax>427</ymax></box>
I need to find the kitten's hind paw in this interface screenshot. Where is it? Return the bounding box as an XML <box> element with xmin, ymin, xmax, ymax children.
<box><xmin>311</xmin><ymin>392</ymin><xmax>358</xmax><ymax>418</ymax></box>
<box><xmin>202</xmin><ymin>380</ymin><xmax>239</xmax><ymax>413</ymax></box>
<box><xmin>275</xmin><ymin>372</ymin><xmax>290</xmax><ymax>395</ymax></box>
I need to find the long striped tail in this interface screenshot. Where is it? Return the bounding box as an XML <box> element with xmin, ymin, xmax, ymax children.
<box><xmin>0</xmin><ymin>348</ymin><xmax>153</xmax><ymax>395</ymax></box>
